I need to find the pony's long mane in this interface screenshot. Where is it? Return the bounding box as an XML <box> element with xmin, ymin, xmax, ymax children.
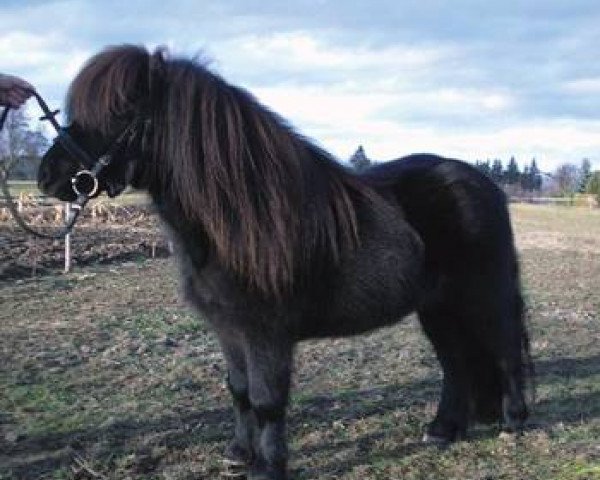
<box><xmin>67</xmin><ymin>44</ymin><xmax>374</xmax><ymax>297</ymax></box>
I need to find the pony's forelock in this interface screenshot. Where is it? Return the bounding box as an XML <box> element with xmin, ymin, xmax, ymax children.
<box><xmin>66</xmin><ymin>44</ymin><xmax>151</xmax><ymax>134</ymax></box>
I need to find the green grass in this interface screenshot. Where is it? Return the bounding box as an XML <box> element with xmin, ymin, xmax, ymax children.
<box><xmin>5</xmin><ymin>180</ymin><xmax>38</xmax><ymax>195</ymax></box>
<box><xmin>1</xmin><ymin>205</ymin><xmax>599</xmax><ymax>479</ymax></box>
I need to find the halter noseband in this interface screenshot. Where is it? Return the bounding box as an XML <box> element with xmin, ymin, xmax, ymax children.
<box><xmin>0</xmin><ymin>91</ymin><xmax>142</xmax><ymax>239</ymax></box>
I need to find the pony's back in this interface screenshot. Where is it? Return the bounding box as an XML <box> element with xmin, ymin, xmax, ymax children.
<box><xmin>363</xmin><ymin>154</ymin><xmax>513</xmax><ymax>270</ymax></box>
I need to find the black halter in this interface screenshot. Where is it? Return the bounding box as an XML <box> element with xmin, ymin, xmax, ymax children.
<box><xmin>0</xmin><ymin>91</ymin><xmax>141</xmax><ymax>239</ymax></box>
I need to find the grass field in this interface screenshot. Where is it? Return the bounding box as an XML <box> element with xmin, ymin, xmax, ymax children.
<box><xmin>3</xmin><ymin>181</ymin><xmax>38</xmax><ymax>196</ymax></box>
<box><xmin>1</xmin><ymin>204</ymin><xmax>599</xmax><ymax>479</ymax></box>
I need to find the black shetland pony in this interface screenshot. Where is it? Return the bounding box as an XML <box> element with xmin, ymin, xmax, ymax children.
<box><xmin>38</xmin><ymin>45</ymin><xmax>530</xmax><ymax>480</ymax></box>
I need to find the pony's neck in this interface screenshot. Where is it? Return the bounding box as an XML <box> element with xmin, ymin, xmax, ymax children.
<box><xmin>139</xmin><ymin>59</ymin><xmax>367</xmax><ymax>297</ymax></box>
<box><xmin>150</xmin><ymin>185</ymin><xmax>212</xmax><ymax>265</ymax></box>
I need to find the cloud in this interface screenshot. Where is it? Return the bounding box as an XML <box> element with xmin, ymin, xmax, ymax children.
<box><xmin>228</xmin><ymin>31</ymin><xmax>449</xmax><ymax>72</ymax></box>
<box><xmin>314</xmin><ymin>117</ymin><xmax>600</xmax><ymax>171</ymax></box>
<box><xmin>563</xmin><ymin>78</ymin><xmax>600</xmax><ymax>94</ymax></box>
<box><xmin>250</xmin><ymin>80</ymin><xmax>600</xmax><ymax>171</ymax></box>
<box><xmin>0</xmin><ymin>31</ymin><xmax>89</xmax><ymax>86</ymax></box>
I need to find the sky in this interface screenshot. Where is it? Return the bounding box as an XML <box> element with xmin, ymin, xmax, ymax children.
<box><xmin>2</xmin><ymin>0</ymin><xmax>600</xmax><ymax>172</ymax></box>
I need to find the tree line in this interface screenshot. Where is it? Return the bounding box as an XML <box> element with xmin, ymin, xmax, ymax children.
<box><xmin>474</xmin><ymin>157</ymin><xmax>543</xmax><ymax>192</ymax></box>
<box><xmin>350</xmin><ymin>146</ymin><xmax>599</xmax><ymax>201</ymax></box>
<box><xmin>475</xmin><ymin>157</ymin><xmax>597</xmax><ymax>198</ymax></box>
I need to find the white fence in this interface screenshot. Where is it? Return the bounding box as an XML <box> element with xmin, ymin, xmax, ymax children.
<box><xmin>510</xmin><ymin>195</ymin><xmax>598</xmax><ymax>208</ymax></box>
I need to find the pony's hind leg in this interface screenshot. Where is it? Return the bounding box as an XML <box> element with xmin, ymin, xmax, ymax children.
<box><xmin>461</xmin><ymin>283</ymin><xmax>529</xmax><ymax>434</ymax></box>
<box><xmin>499</xmin><ymin>357</ymin><xmax>529</xmax><ymax>433</ymax></box>
<box><xmin>418</xmin><ymin>306</ymin><xmax>471</xmax><ymax>443</ymax></box>
<box><xmin>495</xmin><ymin>294</ymin><xmax>529</xmax><ymax>433</ymax></box>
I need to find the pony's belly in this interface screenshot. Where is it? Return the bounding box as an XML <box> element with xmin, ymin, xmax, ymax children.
<box><xmin>297</xmin><ymin>276</ymin><xmax>418</xmax><ymax>339</ymax></box>
<box><xmin>296</xmin><ymin>237</ymin><xmax>423</xmax><ymax>340</ymax></box>
<box><xmin>299</xmin><ymin>308</ymin><xmax>412</xmax><ymax>339</ymax></box>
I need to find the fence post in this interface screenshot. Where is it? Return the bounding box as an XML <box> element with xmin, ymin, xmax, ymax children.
<box><xmin>64</xmin><ymin>203</ymin><xmax>72</xmax><ymax>273</ymax></box>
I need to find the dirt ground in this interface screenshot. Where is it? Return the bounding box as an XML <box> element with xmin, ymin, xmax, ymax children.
<box><xmin>0</xmin><ymin>202</ymin><xmax>170</xmax><ymax>281</ymax></box>
<box><xmin>0</xmin><ymin>204</ymin><xmax>599</xmax><ymax>479</ymax></box>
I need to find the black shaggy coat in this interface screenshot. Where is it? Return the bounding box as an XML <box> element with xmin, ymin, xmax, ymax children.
<box><xmin>38</xmin><ymin>44</ymin><xmax>531</xmax><ymax>480</ymax></box>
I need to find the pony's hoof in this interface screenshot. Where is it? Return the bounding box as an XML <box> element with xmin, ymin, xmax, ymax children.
<box><xmin>221</xmin><ymin>457</ymin><xmax>247</xmax><ymax>478</ymax></box>
<box><xmin>499</xmin><ymin>420</ymin><xmax>525</xmax><ymax>437</ymax></box>
<box><xmin>247</xmin><ymin>463</ymin><xmax>286</xmax><ymax>480</ymax></box>
<box><xmin>498</xmin><ymin>430</ymin><xmax>518</xmax><ymax>441</ymax></box>
<box><xmin>224</xmin><ymin>441</ymin><xmax>252</xmax><ymax>464</ymax></box>
<box><xmin>222</xmin><ymin>441</ymin><xmax>252</xmax><ymax>478</ymax></box>
<box><xmin>422</xmin><ymin>432</ymin><xmax>451</xmax><ymax>446</ymax></box>
<box><xmin>247</xmin><ymin>471</ymin><xmax>285</xmax><ymax>480</ymax></box>
<box><xmin>501</xmin><ymin>411</ymin><xmax>526</xmax><ymax>435</ymax></box>
<box><xmin>423</xmin><ymin>419</ymin><xmax>467</xmax><ymax>445</ymax></box>
<box><xmin>222</xmin><ymin>457</ymin><xmax>247</xmax><ymax>468</ymax></box>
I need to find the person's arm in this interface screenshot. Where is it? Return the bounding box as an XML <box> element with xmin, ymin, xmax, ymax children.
<box><xmin>0</xmin><ymin>74</ymin><xmax>34</xmax><ymax>108</ymax></box>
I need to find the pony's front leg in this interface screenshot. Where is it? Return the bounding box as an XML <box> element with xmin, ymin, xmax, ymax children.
<box><xmin>246</xmin><ymin>338</ymin><xmax>293</xmax><ymax>480</ymax></box>
<box><xmin>219</xmin><ymin>339</ymin><xmax>256</xmax><ymax>475</ymax></box>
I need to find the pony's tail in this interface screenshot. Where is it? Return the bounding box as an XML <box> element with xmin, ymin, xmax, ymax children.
<box><xmin>470</xmin><ymin>270</ymin><xmax>533</xmax><ymax>428</ymax></box>
<box><xmin>516</xmin><ymin>288</ymin><xmax>535</xmax><ymax>413</ymax></box>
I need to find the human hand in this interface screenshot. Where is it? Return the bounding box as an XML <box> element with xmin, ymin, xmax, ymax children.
<box><xmin>0</xmin><ymin>74</ymin><xmax>34</xmax><ymax>108</ymax></box>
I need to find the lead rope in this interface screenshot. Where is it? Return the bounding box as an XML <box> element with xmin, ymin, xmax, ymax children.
<box><xmin>0</xmin><ymin>98</ymin><xmax>87</xmax><ymax>239</ymax></box>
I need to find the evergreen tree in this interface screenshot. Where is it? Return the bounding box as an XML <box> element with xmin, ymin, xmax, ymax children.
<box><xmin>491</xmin><ymin>159</ymin><xmax>504</xmax><ymax>184</ymax></box>
<box><xmin>529</xmin><ymin>158</ymin><xmax>542</xmax><ymax>191</ymax></box>
<box><xmin>505</xmin><ymin>156</ymin><xmax>520</xmax><ymax>185</ymax></box>
<box><xmin>520</xmin><ymin>158</ymin><xmax>542</xmax><ymax>191</ymax></box>
<box><xmin>475</xmin><ymin>159</ymin><xmax>491</xmax><ymax>177</ymax></box>
<box><xmin>349</xmin><ymin>145</ymin><xmax>371</xmax><ymax>172</ymax></box>
<box><xmin>520</xmin><ymin>165</ymin><xmax>531</xmax><ymax>191</ymax></box>
<box><xmin>578</xmin><ymin>158</ymin><xmax>592</xmax><ymax>193</ymax></box>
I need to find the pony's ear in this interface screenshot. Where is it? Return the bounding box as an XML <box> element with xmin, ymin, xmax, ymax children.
<box><xmin>150</xmin><ymin>47</ymin><xmax>168</xmax><ymax>72</ymax></box>
<box><xmin>149</xmin><ymin>47</ymin><xmax>168</xmax><ymax>92</ymax></box>
<box><xmin>105</xmin><ymin>160</ymin><xmax>136</xmax><ymax>197</ymax></box>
